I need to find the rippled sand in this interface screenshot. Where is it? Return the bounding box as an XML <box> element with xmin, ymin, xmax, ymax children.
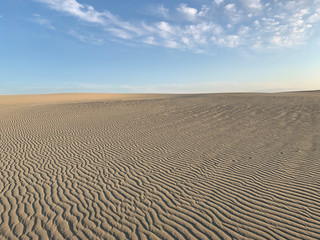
<box><xmin>1</xmin><ymin>92</ymin><xmax>320</xmax><ymax>239</ymax></box>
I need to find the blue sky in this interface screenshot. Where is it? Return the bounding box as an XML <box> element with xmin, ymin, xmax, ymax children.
<box><xmin>0</xmin><ymin>0</ymin><xmax>320</xmax><ymax>94</ymax></box>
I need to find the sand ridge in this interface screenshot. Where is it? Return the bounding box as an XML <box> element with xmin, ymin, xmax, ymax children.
<box><xmin>1</xmin><ymin>92</ymin><xmax>320</xmax><ymax>239</ymax></box>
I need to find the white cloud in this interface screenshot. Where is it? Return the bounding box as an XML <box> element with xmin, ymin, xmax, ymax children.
<box><xmin>213</xmin><ymin>35</ymin><xmax>240</xmax><ymax>48</ymax></box>
<box><xmin>225</xmin><ymin>4</ymin><xmax>236</xmax><ymax>12</ymax></box>
<box><xmin>257</xmin><ymin>4</ymin><xmax>320</xmax><ymax>48</ymax></box>
<box><xmin>224</xmin><ymin>4</ymin><xmax>243</xmax><ymax>23</ymax></box>
<box><xmin>35</xmin><ymin>0</ymin><xmax>320</xmax><ymax>51</ymax></box>
<box><xmin>238</xmin><ymin>26</ymin><xmax>250</xmax><ymax>35</ymax></box>
<box><xmin>270</xmin><ymin>36</ymin><xmax>282</xmax><ymax>46</ymax></box>
<box><xmin>165</xmin><ymin>40</ymin><xmax>179</xmax><ymax>48</ymax></box>
<box><xmin>214</xmin><ymin>0</ymin><xmax>224</xmax><ymax>6</ymax></box>
<box><xmin>199</xmin><ymin>5</ymin><xmax>209</xmax><ymax>17</ymax></box>
<box><xmin>175</xmin><ymin>3</ymin><xmax>209</xmax><ymax>21</ymax></box>
<box><xmin>177</xmin><ymin>3</ymin><xmax>198</xmax><ymax>21</ymax></box>
<box><xmin>142</xmin><ymin>36</ymin><xmax>157</xmax><ymax>45</ymax></box>
<box><xmin>106</xmin><ymin>28</ymin><xmax>133</xmax><ymax>40</ymax></box>
<box><xmin>241</xmin><ymin>0</ymin><xmax>262</xmax><ymax>11</ymax></box>
<box><xmin>308</xmin><ymin>8</ymin><xmax>320</xmax><ymax>23</ymax></box>
<box><xmin>35</xmin><ymin>0</ymin><xmax>144</xmax><ymax>38</ymax></box>
<box><xmin>157</xmin><ymin>21</ymin><xmax>173</xmax><ymax>33</ymax></box>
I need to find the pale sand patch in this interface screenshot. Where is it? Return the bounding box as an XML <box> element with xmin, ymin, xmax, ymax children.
<box><xmin>0</xmin><ymin>93</ymin><xmax>171</xmax><ymax>106</ymax></box>
<box><xmin>0</xmin><ymin>92</ymin><xmax>320</xmax><ymax>239</ymax></box>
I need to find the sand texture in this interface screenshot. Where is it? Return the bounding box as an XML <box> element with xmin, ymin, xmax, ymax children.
<box><xmin>1</xmin><ymin>92</ymin><xmax>320</xmax><ymax>239</ymax></box>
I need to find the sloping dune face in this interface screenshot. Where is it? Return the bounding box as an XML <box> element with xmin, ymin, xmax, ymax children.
<box><xmin>0</xmin><ymin>93</ymin><xmax>320</xmax><ymax>239</ymax></box>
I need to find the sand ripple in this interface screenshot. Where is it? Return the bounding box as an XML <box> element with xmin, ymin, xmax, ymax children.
<box><xmin>0</xmin><ymin>93</ymin><xmax>320</xmax><ymax>239</ymax></box>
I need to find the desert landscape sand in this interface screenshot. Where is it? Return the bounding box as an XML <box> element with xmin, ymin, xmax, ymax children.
<box><xmin>0</xmin><ymin>92</ymin><xmax>320</xmax><ymax>239</ymax></box>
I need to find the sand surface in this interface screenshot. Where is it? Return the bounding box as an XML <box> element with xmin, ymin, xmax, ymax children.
<box><xmin>1</xmin><ymin>92</ymin><xmax>320</xmax><ymax>239</ymax></box>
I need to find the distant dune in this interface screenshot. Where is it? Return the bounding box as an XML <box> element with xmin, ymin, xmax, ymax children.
<box><xmin>1</xmin><ymin>92</ymin><xmax>320</xmax><ymax>239</ymax></box>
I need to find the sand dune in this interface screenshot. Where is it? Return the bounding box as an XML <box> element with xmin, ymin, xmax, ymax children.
<box><xmin>0</xmin><ymin>92</ymin><xmax>320</xmax><ymax>239</ymax></box>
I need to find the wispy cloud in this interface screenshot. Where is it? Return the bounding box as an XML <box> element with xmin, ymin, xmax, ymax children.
<box><xmin>156</xmin><ymin>5</ymin><xmax>169</xmax><ymax>19</ymax></box>
<box><xmin>35</xmin><ymin>0</ymin><xmax>109</xmax><ymax>24</ymax></box>
<box><xmin>68</xmin><ymin>29</ymin><xmax>104</xmax><ymax>45</ymax></box>
<box><xmin>31</xmin><ymin>14</ymin><xmax>55</xmax><ymax>30</ymax></box>
<box><xmin>34</xmin><ymin>0</ymin><xmax>320</xmax><ymax>52</ymax></box>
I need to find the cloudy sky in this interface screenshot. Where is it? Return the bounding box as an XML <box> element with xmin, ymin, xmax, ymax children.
<box><xmin>1</xmin><ymin>0</ymin><xmax>320</xmax><ymax>94</ymax></box>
